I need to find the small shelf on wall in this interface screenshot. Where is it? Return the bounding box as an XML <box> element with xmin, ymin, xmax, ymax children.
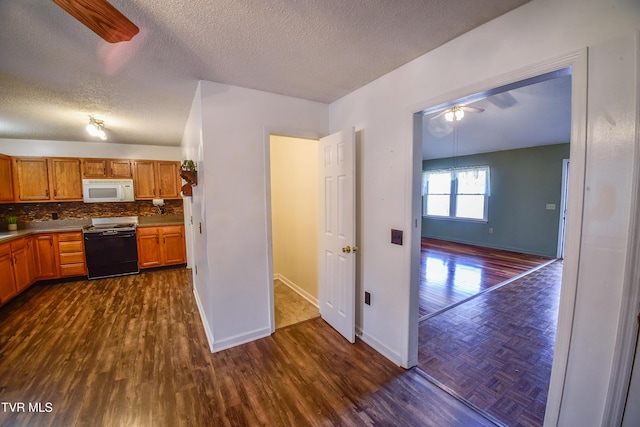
<box><xmin>180</xmin><ymin>169</ymin><xmax>197</xmax><ymax>197</ymax></box>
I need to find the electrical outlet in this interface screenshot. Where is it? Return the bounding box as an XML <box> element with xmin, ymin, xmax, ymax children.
<box><xmin>546</xmin><ymin>204</ymin><xmax>556</xmax><ymax>210</ymax></box>
<box><xmin>364</xmin><ymin>291</ymin><xmax>371</xmax><ymax>305</ymax></box>
<box><xmin>391</xmin><ymin>229</ymin><xmax>403</xmax><ymax>245</ymax></box>
<box><xmin>489</xmin><ymin>227</ymin><xmax>493</xmax><ymax>234</ymax></box>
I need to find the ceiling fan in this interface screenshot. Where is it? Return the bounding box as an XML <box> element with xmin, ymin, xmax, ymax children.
<box><xmin>430</xmin><ymin>105</ymin><xmax>485</xmax><ymax>122</ymax></box>
<box><xmin>52</xmin><ymin>0</ymin><xmax>139</xmax><ymax>43</ymax></box>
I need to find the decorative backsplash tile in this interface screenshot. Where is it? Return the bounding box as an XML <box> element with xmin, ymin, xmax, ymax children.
<box><xmin>0</xmin><ymin>200</ymin><xmax>183</xmax><ymax>227</ymax></box>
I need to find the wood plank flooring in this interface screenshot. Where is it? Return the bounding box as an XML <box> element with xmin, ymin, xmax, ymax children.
<box><xmin>273</xmin><ymin>279</ymin><xmax>319</xmax><ymax>329</ymax></box>
<box><xmin>418</xmin><ymin>260</ymin><xmax>563</xmax><ymax>427</ymax></box>
<box><xmin>0</xmin><ymin>269</ymin><xmax>496</xmax><ymax>426</ymax></box>
<box><xmin>419</xmin><ymin>239</ymin><xmax>552</xmax><ymax>316</ymax></box>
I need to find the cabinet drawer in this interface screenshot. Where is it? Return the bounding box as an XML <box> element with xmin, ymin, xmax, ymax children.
<box><xmin>136</xmin><ymin>227</ymin><xmax>159</xmax><ymax>236</ymax></box>
<box><xmin>60</xmin><ymin>252</ymin><xmax>85</xmax><ymax>265</ymax></box>
<box><xmin>58</xmin><ymin>232</ymin><xmax>83</xmax><ymax>242</ymax></box>
<box><xmin>60</xmin><ymin>263</ymin><xmax>86</xmax><ymax>277</ymax></box>
<box><xmin>59</xmin><ymin>240</ymin><xmax>83</xmax><ymax>253</ymax></box>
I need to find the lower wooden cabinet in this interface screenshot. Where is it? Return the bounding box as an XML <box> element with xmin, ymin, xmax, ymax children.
<box><xmin>0</xmin><ymin>243</ymin><xmax>18</xmax><ymax>304</ymax></box>
<box><xmin>34</xmin><ymin>234</ymin><xmax>59</xmax><ymax>279</ymax></box>
<box><xmin>10</xmin><ymin>238</ymin><xmax>31</xmax><ymax>292</ymax></box>
<box><xmin>137</xmin><ymin>225</ymin><xmax>186</xmax><ymax>269</ymax></box>
<box><xmin>58</xmin><ymin>232</ymin><xmax>86</xmax><ymax>277</ymax></box>
<box><xmin>0</xmin><ymin>236</ymin><xmax>39</xmax><ymax>306</ymax></box>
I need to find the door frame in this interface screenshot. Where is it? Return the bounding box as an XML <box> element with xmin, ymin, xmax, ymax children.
<box><xmin>264</xmin><ymin>128</ymin><xmax>324</xmax><ymax>334</ymax></box>
<box><xmin>557</xmin><ymin>158</ymin><xmax>570</xmax><ymax>259</ymax></box>
<box><xmin>602</xmin><ymin>29</ymin><xmax>640</xmax><ymax>424</ymax></box>
<box><xmin>408</xmin><ymin>48</ymin><xmax>588</xmax><ymax>426</ymax></box>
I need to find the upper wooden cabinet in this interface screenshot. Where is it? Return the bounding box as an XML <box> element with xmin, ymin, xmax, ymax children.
<box><xmin>82</xmin><ymin>158</ymin><xmax>132</xmax><ymax>179</ymax></box>
<box><xmin>13</xmin><ymin>157</ymin><xmax>51</xmax><ymax>201</ymax></box>
<box><xmin>13</xmin><ymin>157</ymin><xmax>83</xmax><ymax>202</ymax></box>
<box><xmin>133</xmin><ymin>160</ymin><xmax>181</xmax><ymax>200</ymax></box>
<box><xmin>0</xmin><ymin>154</ymin><xmax>14</xmax><ymax>202</ymax></box>
<box><xmin>50</xmin><ymin>158</ymin><xmax>83</xmax><ymax>200</ymax></box>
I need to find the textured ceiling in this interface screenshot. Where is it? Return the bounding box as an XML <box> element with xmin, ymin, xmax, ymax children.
<box><xmin>0</xmin><ymin>0</ymin><xmax>531</xmax><ymax>147</ymax></box>
<box><xmin>422</xmin><ymin>75</ymin><xmax>572</xmax><ymax>160</ymax></box>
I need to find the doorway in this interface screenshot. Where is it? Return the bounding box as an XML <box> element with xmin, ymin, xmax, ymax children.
<box><xmin>268</xmin><ymin>134</ymin><xmax>320</xmax><ymax>329</ymax></box>
<box><xmin>414</xmin><ymin>70</ymin><xmax>576</xmax><ymax>426</ymax></box>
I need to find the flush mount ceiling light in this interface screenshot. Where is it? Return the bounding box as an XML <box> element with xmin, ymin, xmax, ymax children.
<box><xmin>86</xmin><ymin>116</ymin><xmax>107</xmax><ymax>140</ymax></box>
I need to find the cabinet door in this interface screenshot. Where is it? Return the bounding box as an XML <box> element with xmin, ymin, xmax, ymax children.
<box><xmin>25</xmin><ymin>237</ymin><xmax>38</xmax><ymax>285</ymax></box>
<box><xmin>156</xmin><ymin>161</ymin><xmax>180</xmax><ymax>199</ymax></box>
<box><xmin>83</xmin><ymin>159</ymin><xmax>108</xmax><ymax>178</ymax></box>
<box><xmin>162</xmin><ymin>226</ymin><xmax>186</xmax><ymax>265</ymax></box>
<box><xmin>10</xmin><ymin>239</ymin><xmax>31</xmax><ymax>292</ymax></box>
<box><xmin>133</xmin><ymin>161</ymin><xmax>157</xmax><ymax>199</ymax></box>
<box><xmin>35</xmin><ymin>234</ymin><xmax>59</xmax><ymax>279</ymax></box>
<box><xmin>0</xmin><ymin>244</ymin><xmax>17</xmax><ymax>304</ymax></box>
<box><xmin>14</xmin><ymin>158</ymin><xmax>50</xmax><ymax>201</ymax></box>
<box><xmin>137</xmin><ymin>227</ymin><xmax>162</xmax><ymax>268</ymax></box>
<box><xmin>0</xmin><ymin>154</ymin><xmax>14</xmax><ymax>202</ymax></box>
<box><xmin>51</xmin><ymin>158</ymin><xmax>83</xmax><ymax>200</ymax></box>
<box><xmin>109</xmin><ymin>160</ymin><xmax>132</xmax><ymax>178</ymax></box>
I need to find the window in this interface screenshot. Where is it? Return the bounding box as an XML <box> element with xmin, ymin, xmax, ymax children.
<box><xmin>422</xmin><ymin>166</ymin><xmax>490</xmax><ymax>221</ymax></box>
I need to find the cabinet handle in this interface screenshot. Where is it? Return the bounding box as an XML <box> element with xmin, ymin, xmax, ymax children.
<box><xmin>156</xmin><ymin>237</ymin><xmax>159</xmax><ymax>244</ymax></box>
<box><xmin>54</xmin><ymin>189</ymin><xmax>57</xmax><ymax>197</ymax></box>
<box><xmin>45</xmin><ymin>189</ymin><xmax>49</xmax><ymax>197</ymax></box>
<box><xmin>14</xmin><ymin>255</ymin><xmax>17</xmax><ymax>264</ymax></box>
<box><xmin>159</xmin><ymin>189</ymin><xmax>162</xmax><ymax>195</ymax></box>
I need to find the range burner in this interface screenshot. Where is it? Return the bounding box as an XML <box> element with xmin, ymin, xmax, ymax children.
<box><xmin>83</xmin><ymin>216</ymin><xmax>138</xmax><ymax>234</ymax></box>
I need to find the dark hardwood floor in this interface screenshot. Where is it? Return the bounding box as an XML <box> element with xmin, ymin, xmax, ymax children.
<box><xmin>418</xmin><ymin>260</ymin><xmax>563</xmax><ymax>427</ymax></box>
<box><xmin>419</xmin><ymin>239</ymin><xmax>552</xmax><ymax>317</ymax></box>
<box><xmin>0</xmin><ymin>269</ymin><xmax>497</xmax><ymax>427</ymax></box>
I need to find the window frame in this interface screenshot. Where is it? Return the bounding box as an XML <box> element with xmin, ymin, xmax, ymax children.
<box><xmin>422</xmin><ymin>165</ymin><xmax>490</xmax><ymax>222</ymax></box>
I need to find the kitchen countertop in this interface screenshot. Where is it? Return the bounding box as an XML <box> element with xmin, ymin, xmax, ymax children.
<box><xmin>0</xmin><ymin>215</ymin><xmax>185</xmax><ymax>244</ymax></box>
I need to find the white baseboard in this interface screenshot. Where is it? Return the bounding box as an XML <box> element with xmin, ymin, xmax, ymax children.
<box><xmin>210</xmin><ymin>327</ymin><xmax>272</xmax><ymax>353</ymax></box>
<box><xmin>359</xmin><ymin>330</ymin><xmax>403</xmax><ymax>367</ymax></box>
<box><xmin>192</xmin><ymin>284</ymin><xmax>215</xmax><ymax>352</ymax></box>
<box><xmin>274</xmin><ymin>273</ymin><xmax>318</xmax><ymax>307</ymax></box>
<box><xmin>193</xmin><ymin>283</ymin><xmax>272</xmax><ymax>353</ymax></box>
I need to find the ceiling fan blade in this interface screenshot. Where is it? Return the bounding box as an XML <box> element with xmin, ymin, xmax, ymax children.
<box><xmin>52</xmin><ymin>0</ymin><xmax>139</xmax><ymax>43</ymax></box>
<box><xmin>461</xmin><ymin>106</ymin><xmax>485</xmax><ymax>113</ymax></box>
<box><xmin>428</xmin><ymin>110</ymin><xmax>448</xmax><ymax>120</ymax></box>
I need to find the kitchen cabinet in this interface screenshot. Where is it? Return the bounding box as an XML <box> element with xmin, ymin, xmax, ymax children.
<box><xmin>0</xmin><ymin>243</ymin><xmax>18</xmax><ymax>304</ymax></box>
<box><xmin>13</xmin><ymin>157</ymin><xmax>83</xmax><ymax>202</ymax></box>
<box><xmin>34</xmin><ymin>234</ymin><xmax>59</xmax><ymax>279</ymax></box>
<box><xmin>58</xmin><ymin>231</ymin><xmax>86</xmax><ymax>277</ymax></box>
<box><xmin>10</xmin><ymin>238</ymin><xmax>31</xmax><ymax>292</ymax></box>
<box><xmin>13</xmin><ymin>157</ymin><xmax>50</xmax><ymax>201</ymax></box>
<box><xmin>25</xmin><ymin>236</ymin><xmax>38</xmax><ymax>285</ymax></box>
<box><xmin>82</xmin><ymin>158</ymin><xmax>132</xmax><ymax>178</ymax></box>
<box><xmin>50</xmin><ymin>158</ymin><xmax>83</xmax><ymax>200</ymax></box>
<box><xmin>0</xmin><ymin>237</ymin><xmax>37</xmax><ymax>306</ymax></box>
<box><xmin>133</xmin><ymin>160</ymin><xmax>181</xmax><ymax>200</ymax></box>
<box><xmin>0</xmin><ymin>154</ymin><xmax>14</xmax><ymax>202</ymax></box>
<box><xmin>137</xmin><ymin>225</ymin><xmax>186</xmax><ymax>269</ymax></box>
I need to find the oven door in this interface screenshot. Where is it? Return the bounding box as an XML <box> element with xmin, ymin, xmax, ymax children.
<box><xmin>84</xmin><ymin>231</ymin><xmax>139</xmax><ymax>279</ymax></box>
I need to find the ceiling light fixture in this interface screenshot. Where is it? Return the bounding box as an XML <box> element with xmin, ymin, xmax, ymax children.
<box><xmin>87</xmin><ymin>116</ymin><xmax>107</xmax><ymax>140</ymax></box>
<box><xmin>444</xmin><ymin>106</ymin><xmax>465</xmax><ymax>122</ymax></box>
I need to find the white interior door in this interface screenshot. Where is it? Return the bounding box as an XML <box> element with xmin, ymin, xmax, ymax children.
<box><xmin>318</xmin><ymin>128</ymin><xmax>356</xmax><ymax>343</ymax></box>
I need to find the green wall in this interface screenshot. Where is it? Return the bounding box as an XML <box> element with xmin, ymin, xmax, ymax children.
<box><xmin>422</xmin><ymin>143</ymin><xmax>570</xmax><ymax>257</ymax></box>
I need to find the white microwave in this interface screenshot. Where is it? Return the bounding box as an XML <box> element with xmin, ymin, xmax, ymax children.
<box><xmin>82</xmin><ymin>179</ymin><xmax>135</xmax><ymax>203</ymax></box>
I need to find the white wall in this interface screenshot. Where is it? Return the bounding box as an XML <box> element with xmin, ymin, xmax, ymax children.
<box><xmin>0</xmin><ymin>138</ymin><xmax>181</xmax><ymax>160</ymax></box>
<box><xmin>329</xmin><ymin>0</ymin><xmax>639</xmax><ymax>425</ymax></box>
<box><xmin>187</xmin><ymin>81</ymin><xmax>327</xmax><ymax>351</ymax></box>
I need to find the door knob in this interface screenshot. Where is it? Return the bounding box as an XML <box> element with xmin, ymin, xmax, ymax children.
<box><xmin>342</xmin><ymin>246</ymin><xmax>351</xmax><ymax>253</ymax></box>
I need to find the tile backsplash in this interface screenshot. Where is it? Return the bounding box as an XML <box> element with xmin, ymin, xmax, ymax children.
<box><xmin>0</xmin><ymin>200</ymin><xmax>183</xmax><ymax>226</ymax></box>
